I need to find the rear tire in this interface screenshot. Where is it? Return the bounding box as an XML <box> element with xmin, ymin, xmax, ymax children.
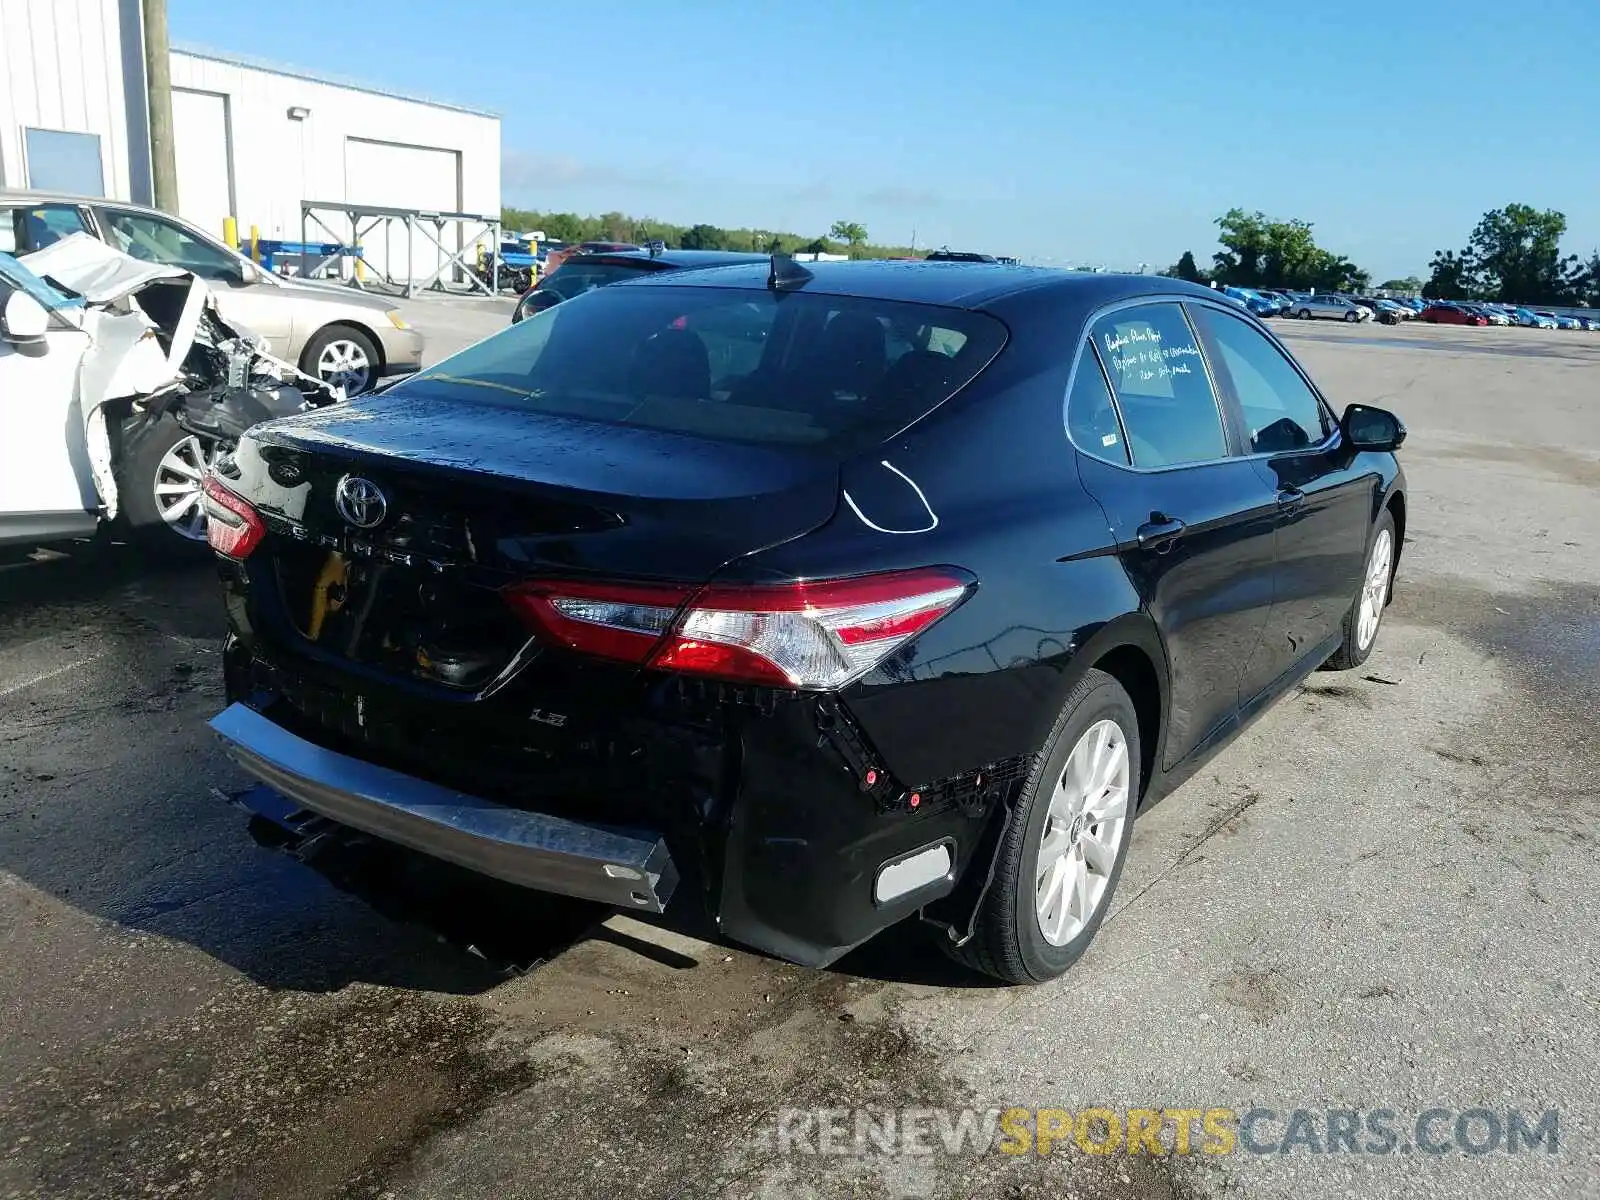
<box><xmin>114</xmin><ymin>415</ymin><xmax>219</xmax><ymax>559</ymax></box>
<box><xmin>946</xmin><ymin>669</ymin><xmax>1140</xmax><ymax>984</ymax></box>
<box><xmin>1325</xmin><ymin>510</ymin><xmax>1396</xmax><ymax>670</ymax></box>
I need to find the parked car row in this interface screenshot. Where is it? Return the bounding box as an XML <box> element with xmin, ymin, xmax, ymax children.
<box><xmin>1215</xmin><ymin>283</ymin><xmax>1599</xmax><ymax>331</ymax></box>
<box><xmin>1419</xmin><ymin>301</ymin><xmax>1599</xmax><ymax>329</ymax></box>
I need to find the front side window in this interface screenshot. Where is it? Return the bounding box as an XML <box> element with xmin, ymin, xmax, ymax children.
<box><xmin>1088</xmin><ymin>303</ymin><xmax>1227</xmax><ymax>468</ymax></box>
<box><xmin>97</xmin><ymin>210</ymin><xmax>243</xmax><ymax>281</ymax></box>
<box><xmin>1190</xmin><ymin>305</ymin><xmax>1329</xmax><ymax>453</ymax></box>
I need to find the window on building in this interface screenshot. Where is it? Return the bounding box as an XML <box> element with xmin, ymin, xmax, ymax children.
<box><xmin>24</xmin><ymin>129</ymin><xmax>106</xmax><ymax>198</ymax></box>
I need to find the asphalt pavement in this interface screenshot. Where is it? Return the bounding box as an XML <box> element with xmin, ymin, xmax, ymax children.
<box><xmin>1</xmin><ymin>316</ymin><xmax>1595</xmax><ymax>1200</ymax></box>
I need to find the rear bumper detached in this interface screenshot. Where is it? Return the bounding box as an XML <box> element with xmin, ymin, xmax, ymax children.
<box><xmin>209</xmin><ymin>702</ymin><xmax>678</xmax><ymax>912</ymax></box>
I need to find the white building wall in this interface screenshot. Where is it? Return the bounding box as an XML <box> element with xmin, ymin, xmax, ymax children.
<box><xmin>169</xmin><ymin>49</ymin><xmax>500</xmax><ymax>282</ymax></box>
<box><xmin>0</xmin><ymin>0</ymin><xmax>151</xmax><ymax>201</ymax></box>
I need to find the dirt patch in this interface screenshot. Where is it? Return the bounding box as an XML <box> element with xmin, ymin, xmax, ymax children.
<box><xmin>0</xmin><ymin>986</ymin><xmax>545</xmax><ymax>1200</ymax></box>
<box><xmin>1298</xmin><ymin>682</ymin><xmax>1373</xmax><ymax>710</ymax></box>
<box><xmin>1212</xmin><ymin>966</ymin><xmax>1292</xmax><ymax>1026</ymax></box>
<box><xmin>1431</xmin><ymin>442</ymin><xmax>1600</xmax><ymax>491</ymax></box>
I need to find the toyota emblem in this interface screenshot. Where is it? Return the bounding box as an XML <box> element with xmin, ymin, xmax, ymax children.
<box><xmin>335</xmin><ymin>474</ymin><xmax>388</xmax><ymax>529</ymax></box>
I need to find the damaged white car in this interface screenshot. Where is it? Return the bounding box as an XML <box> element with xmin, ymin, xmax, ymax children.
<box><xmin>0</xmin><ymin>233</ymin><xmax>339</xmax><ymax>554</ymax></box>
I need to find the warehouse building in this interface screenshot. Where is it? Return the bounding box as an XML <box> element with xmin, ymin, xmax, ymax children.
<box><xmin>1</xmin><ymin>0</ymin><xmax>500</xmax><ymax>281</ymax></box>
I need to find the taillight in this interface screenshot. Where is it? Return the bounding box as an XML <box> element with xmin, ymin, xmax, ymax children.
<box><xmin>202</xmin><ymin>475</ymin><xmax>265</xmax><ymax>560</ymax></box>
<box><xmin>504</xmin><ymin>580</ymin><xmax>692</xmax><ymax>665</ymax></box>
<box><xmin>505</xmin><ymin>568</ymin><xmax>973</xmax><ymax>690</ymax></box>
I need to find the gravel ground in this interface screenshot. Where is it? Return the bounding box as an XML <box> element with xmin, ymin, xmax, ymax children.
<box><xmin>0</xmin><ymin>317</ymin><xmax>1595</xmax><ymax>1200</ymax></box>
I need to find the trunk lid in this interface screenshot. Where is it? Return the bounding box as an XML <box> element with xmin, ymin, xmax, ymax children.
<box><xmin>229</xmin><ymin>394</ymin><xmax>840</xmax><ymax>692</ymax></box>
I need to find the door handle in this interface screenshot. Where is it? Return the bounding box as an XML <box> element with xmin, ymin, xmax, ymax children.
<box><xmin>1135</xmin><ymin>514</ymin><xmax>1187</xmax><ymax>550</ymax></box>
<box><xmin>1276</xmin><ymin>487</ymin><xmax>1306</xmax><ymax>511</ymax></box>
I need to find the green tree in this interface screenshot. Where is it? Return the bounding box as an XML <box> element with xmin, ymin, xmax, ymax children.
<box><xmin>1379</xmin><ymin>276</ymin><xmax>1424</xmax><ymax>293</ymax></box>
<box><xmin>801</xmin><ymin>238</ymin><xmax>832</xmax><ymax>256</ymax></box>
<box><xmin>1167</xmin><ymin>250</ymin><xmax>1209</xmax><ymax>284</ymax></box>
<box><xmin>679</xmin><ymin>223</ymin><xmax>730</xmax><ymax>250</ymax></box>
<box><xmin>1462</xmin><ymin>204</ymin><xmax>1576</xmax><ymax>304</ymax></box>
<box><xmin>828</xmin><ymin>220</ymin><xmax>869</xmax><ymax>257</ymax></box>
<box><xmin>1577</xmin><ymin>251</ymin><xmax>1600</xmax><ymax>306</ymax></box>
<box><xmin>1210</xmin><ymin>208</ymin><xmax>1368</xmax><ymax>291</ymax></box>
<box><xmin>1422</xmin><ymin>250</ymin><xmax>1477</xmax><ymax>299</ymax></box>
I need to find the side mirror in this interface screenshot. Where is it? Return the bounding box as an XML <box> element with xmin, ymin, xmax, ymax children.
<box><xmin>1341</xmin><ymin>403</ymin><xmax>1406</xmax><ymax>452</ymax></box>
<box><xmin>0</xmin><ymin>290</ymin><xmax>49</xmax><ymax>347</ymax></box>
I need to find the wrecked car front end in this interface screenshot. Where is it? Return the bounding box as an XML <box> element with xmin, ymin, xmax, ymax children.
<box><xmin>19</xmin><ymin>234</ymin><xmax>339</xmax><ymax>526</ymax></box>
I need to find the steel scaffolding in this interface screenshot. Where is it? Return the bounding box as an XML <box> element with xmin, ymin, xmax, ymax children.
<box><xmin>298</xmin><ymin>200</ymin><xmax>503</xmax><ymax>297</ymax></box>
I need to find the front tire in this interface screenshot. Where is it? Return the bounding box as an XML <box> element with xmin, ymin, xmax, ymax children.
<box><xmin>1298</xmin><ymin>308</ymin><xmax>1314</xmax><ymax>320</ymax></box>
<box><xmin>300</xmin><ymin>324</ymin><xmax>380</xmax><ymax>395</ymax></box>
<box><xmin>114</xmin><ymin>415</ymin><xmax>221</xmax><ymax>557</ymax></box>
<box><xmin>1344</xmin><ymin>310</ymin><xmax>1360</xmax><ymax>322</ymax></box>
<box><xmin>1325</xmin><ymin>510</ymin><xmax>1397</xmax><ymax>670</ymax></box>
<box><xmin>948</xmin><ymin>669</ymin><xmax>1140</xmax><ymax>984</ymax></box>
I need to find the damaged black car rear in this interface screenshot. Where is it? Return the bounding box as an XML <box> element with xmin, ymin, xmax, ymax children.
<box><xmin>206</xmin><ymin>260</ymin><xmax>1408</xmax><ymax>983</ymax></box>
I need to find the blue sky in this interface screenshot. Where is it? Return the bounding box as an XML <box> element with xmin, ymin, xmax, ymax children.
<box><xmin>171</xmin><ymin>0</ymin><xmax>1600</xmax><ymax>280</ymax></box>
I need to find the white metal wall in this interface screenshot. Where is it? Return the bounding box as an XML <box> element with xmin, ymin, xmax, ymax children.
<box><xmin>168</xmin><ymin>49</ymin><xmax>500</xmax><ymax>282</ymax></box>
<box><xmin>0</xmin><ymin>0</ymin><xmax>150</xmax><ymax>201</ymax></box>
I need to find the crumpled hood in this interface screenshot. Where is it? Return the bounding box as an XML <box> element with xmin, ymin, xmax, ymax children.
<box><xmin>21</xmin><ymin>232</ymin><xmax>190</xmax><ymax>304</ymax></box>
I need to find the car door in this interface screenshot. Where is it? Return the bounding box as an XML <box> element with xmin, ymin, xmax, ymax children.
<box><xmin>1069</xmin><ymin>300</ymin><xmax>1280</xmax><ymax>769</ymax></box>
<box><xmin>93</xmin><ymin>206</ymin><xmax>297</xmax><ymax>349</ymax></box>
<box><xmin>0</xmin><ymin>270</ymin><xmax>97</xmax><ymax>538</ymax></box>
<box><xmin>1188</xmin><ymin>303</ymin><xmax>1375</xmax><ymax>698</ymax></box>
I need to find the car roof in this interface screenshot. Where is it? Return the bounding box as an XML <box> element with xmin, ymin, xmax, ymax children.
<box><xmin>0</xmin><ymin>188</ymin><xmax>146</xmax><ymax>211</ymax></box>
<box><xmin>615</xmin><ymin>259</ymin><xmax>1223</xmax><ymax>311</ymax></box>
<box><xmin>575</xmin><ymin>248</ymin><xmax>772</xmax><ymax>270</ymax></box>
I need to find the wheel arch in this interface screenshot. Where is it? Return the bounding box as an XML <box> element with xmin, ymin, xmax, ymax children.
<box><xmin>921</xmin><ymin>613</ymin><xmax>1171</xmax><ymax>956</ymax></box>
<box><xmin>1383</xmin><ymin>484</ymin><xmax>1406</xmax><ymax>596</ymax></box>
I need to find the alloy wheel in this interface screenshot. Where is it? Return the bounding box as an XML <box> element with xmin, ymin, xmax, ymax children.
<box><xmin>316</xmin><ymin>338</ymin><xmax>373</xmax><ymax>393</ymax></box>
<box><xmin>153</xmin><ymin>434</ymin><xmax>222</xmax><ymax>541</ymax></box>
<box><xmin>1356</xmin><ymin>527</ymin><xmax>1394</xmax><ymax>650</ymax></box>
<box><xmin>1035</xmin><ymin>719</ymin><xmax>1130</xmax><ymax>946</ymax></box>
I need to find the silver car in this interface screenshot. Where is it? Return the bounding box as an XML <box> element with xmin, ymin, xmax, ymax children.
<box><xmin>1</xmin><ymin>191</ymin><xmax>423</xmax><ymax>393</ymax></box>
<box><xmin>1289</xmin><ymin>294</ymin><xmax>1372</xmax><ymax>322</ymax></box>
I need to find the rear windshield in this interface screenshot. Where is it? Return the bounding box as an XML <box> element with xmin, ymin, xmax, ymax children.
<box><xmin>396</xmin><ymin>283</ymin><xmax>1007</xmax><ymax>453</ymax></box>
<box><xmin>540</xmin><ymin>260</ymin><xmax>654</xmax><ymax>300</ymax></box>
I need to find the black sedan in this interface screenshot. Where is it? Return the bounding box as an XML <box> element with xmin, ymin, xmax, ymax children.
<box><xmin>511</xmin><ymin>247</ymin><xmax>770</xmax><ymax>323</ymax></box>
<box><xmin>202</xmin><ymin>261</ymin><xmax>1407</xmax><ymax>984</ymax></box>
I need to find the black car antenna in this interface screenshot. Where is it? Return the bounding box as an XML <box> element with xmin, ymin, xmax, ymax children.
<box><xmin>768</xmin><ymin>253</ymin><xmax>813</xmax><ymax>290</ymax></box>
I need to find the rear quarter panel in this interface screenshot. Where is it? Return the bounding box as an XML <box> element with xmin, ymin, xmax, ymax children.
<box><xmin>721</xmin><ymin>311</ymin><xmax>1155</xmax><ymax>789</ymax></box>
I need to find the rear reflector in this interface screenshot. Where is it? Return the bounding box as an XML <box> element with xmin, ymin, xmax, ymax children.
<box><xmin>505</xmin><ymin>567</ymin><xmax>973</xmax><ymax>690</ymax></box>
<box><xmin>203</xmin><ymin>475</ymin><xmax>266</xmax><ymax>560</ymax></box>
<box><xmin>875</xmin><ymin>841</ymin><xmax>954</xmax><ymax>903</ymax></box>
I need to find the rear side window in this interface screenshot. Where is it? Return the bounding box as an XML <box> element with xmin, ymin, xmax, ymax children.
<box><xmin>1189</xmin><ymin>305</ymin><xmax>1329</xmax><ymax>453</ymax></box>
<box><xmin>10</xmin><ymin>205</ymin><xmax>91</xmax><ymax>252</ymax></box>
<box><xmin>1066</xmin><ymin>344</ymin><xmax>1128</xmax><ymax>464</ymax></box>
<box><xmin>398</xmin><ymin>284</ymin><xmax>1007</xmax><ymax>455</ymax></box>
<box><xmin>1089</xmin><ymin>303</ymin><xmax>1227</xmax><ymax>468</ymax></box>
